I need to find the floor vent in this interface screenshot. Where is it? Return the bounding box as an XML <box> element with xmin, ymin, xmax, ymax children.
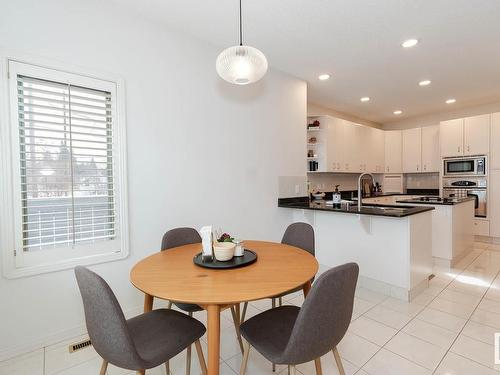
<box><xmin>69</xmin><ymin>339</ymin><xmax>92</xmax><ymax>353</ymax></box>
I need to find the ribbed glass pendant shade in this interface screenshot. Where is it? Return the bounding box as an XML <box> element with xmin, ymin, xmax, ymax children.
<box><xmin>216</xmin><ymin>45</ymin><xmax>268</xmax><ymax>85</ymax></box>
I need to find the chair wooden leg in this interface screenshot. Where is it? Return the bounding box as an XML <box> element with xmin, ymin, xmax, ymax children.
<box><xmin>314</xmin><ymin>358</ymin><xmax>323</xmax><ymax>375</ymax></box>
<box><xmin>230</xmin><ymin>305</ymin><xmax>244</xmax><ymax>353</ymax></box>
<box><xmin>279</xmin><ymin>297</ymin><xmax>283</xmax><ymax>307</ymax></box>
<box><xmin>165</xmin><ymin>361</ymin><xmax>170</xmax><ymax>375</ymax></box>
<box><xmin>332</xmin><ymin>347</ymin><xmax>345</xmax><ymax>375</ymax></box>
<box><xmin>288</xmin><ymin>365</ymin><xmax>297</xmax><ymax>375</ymax></box>
<box><xmin>272</xmin><ymin>363</ymin><xmax>276</xmax><ymax>372</ymax></box>
<box><xmin>136</xmin><ymin>371</ymin><xmax>145</xmax><ymax>375</ymax></box>
<box><xmin>185</xmin><ymin>312</ymin><xmax>193</xmax><ymax>375</ymax></box>
<box><xmin>239</xmin><ymin>341</ymin><xmax>251</xmax><ymax>375</ymax></box>
<box><xmin>167</xmin><ymin>301</ymin><xmax>172</xmax><ymax>309</ymax></box>
<box><xmin>186</xmin><ymin>344</ymin><xmax>192</xmax><ymax>375</ymax></box>
<box><xmin>194</xmin><ymin>340</ymin><xmax>207</xmax><ymax>375</ymax></box>
<box><xmin>99</xmin><ymin>360</ymin><xmax>108</xmax><ymax>375</ymax></box>
<box><xmin>241</xmin><ymin>302</ymin><xmax>248</xmax><ymax>323</ymax></box>
<box><xmin>272</xmin><ymin>298</ymin><xmax>276</xmax><ymax>308</ymax></box>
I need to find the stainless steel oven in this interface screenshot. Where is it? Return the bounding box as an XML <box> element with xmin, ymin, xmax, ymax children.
<box><xmin>442</xmin><ymin>177</ymin><xmax>487</xmax><ymax>217</ymax></box>
<box><xmin>443</xmin><ymin>156</ymin><xmax>486</xmax><ymax>177</ymax></box>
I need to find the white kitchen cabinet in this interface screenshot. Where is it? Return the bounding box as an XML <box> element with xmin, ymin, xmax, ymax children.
<box><xmin>440</xmin><ymin>118</ymin><xmax>464</xmax><ymax>157</ymax></box>
<box><xmin>440</xmin><ymin>115</ymin><xmax>490</xmax><ymax>158</ymax></box>
<box><xmin>371</xmin><ymin>128</ymin><xmax>385</xmax><ymax>173</ymax></box>
<box><xmin>473</xmin><ymin>220</ymin><xmax>490</xmax><ymax>237</ymax></box>
<box><xmin>490</xmin><ymin>113</ymin><xmax>500</xmax><ymax>170</ymax></box>
<box><xmin>464</xmin><ymin>114</ymin><xmax>490</xmax><ymax>156</ymax></box>
<box><xmin>402</xmin><ymin>128</ymin><xmax>422</xmax><ymax>173</ymax></box>
<box><xmin>385</xmin><ymin>130</ymin><xmax>402</xmax><ymax>173</ymax></box>
<box><xmin>421</xmin><ymin>125</ymin><xmax>440</xmax><ymax>172</ymax></box>
<box><xmin>339</xmin><ymin>121</ymin><xmax>355</xmax><ymax>172</ymax></box>
<box><xmin>325</xmin><ymin>117</ymin><xmax>345</xmax><ymax>172</ymax></box>
<box><xmin>490</xmin><ymin>170</ymin><xmax>500</xmax><ymax>238</ymax></box>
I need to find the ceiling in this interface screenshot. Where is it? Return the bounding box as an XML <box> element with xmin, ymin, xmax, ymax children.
<box><xmin>111</xmin><ymin>0</ymin><xmax>500</xmax><ymax>124</ymax></box>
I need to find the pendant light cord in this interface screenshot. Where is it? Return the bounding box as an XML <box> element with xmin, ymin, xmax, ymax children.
<box><xmin>239</xmin><ymin>0</ymin><xmax>243</xmax><ymax>46</ymax></box>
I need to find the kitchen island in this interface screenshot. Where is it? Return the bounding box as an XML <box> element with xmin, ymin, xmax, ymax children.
<box><xmin>278</xmin><ymin>198</ymin><xmax>434</xmax><ymax>301</ymax></box>
<box><xmin>396</xmin><ymin>197</ymin><xmax>475</xmax><ymax>267</ymax></box>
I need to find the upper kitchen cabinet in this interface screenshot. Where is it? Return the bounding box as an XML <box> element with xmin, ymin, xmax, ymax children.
<box><xmin>370</xmin><ymin>128</ymin><xmax>385</xmax><ymax>173</ymax></box>
<box><xmin>384</xmin><ymin>130</ymin><xmax>402</xmax><ymax>173</ymax></box>
<box><xmin>440</xmin><ymin>118</ymin><xmax>464</xmax><ymax>157</ymax></box>
<box><xmin>440</xmin><ymin>115</ymin><xmax>490</xmax><ymax>157</ymax></box>
<box><xmin>402</xmin><ymin>128</ymin><xmax>422</xmax><ymax>173</ymax></box>
<box><xmin>421</xmin><ymin>125</ymin><xmax>440</xmax><ymax>172</ymax></box>
<box><xmin>325</xmin><ymin>116</ymin><xmax>345</xmax><ymax>172</ymax></box>
<box><xmin>491</xmin><ymin>112</ymin><xmax>500</xmax><ymax>170</ymax></box>
<box><xmin>464</xmin><ymin>114</ymin><xmax>490</xmax><ymax>156</ymax></box>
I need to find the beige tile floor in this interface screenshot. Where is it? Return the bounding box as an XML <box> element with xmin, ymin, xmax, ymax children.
<box><xmin>3</xmin><ymin>242</ymin><xmax>500</xmax><ymax>375</ymax></box>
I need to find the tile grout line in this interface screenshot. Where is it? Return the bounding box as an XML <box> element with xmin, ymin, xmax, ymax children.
<box><xmin>430</xmin><ymin>251</ymin><xmax>500</xmax><ymax>374</ymax></box>
<box><xmin>360</xmin><ymin>247</ymin><xmax>485</xmax><ymax>374</ymax></box>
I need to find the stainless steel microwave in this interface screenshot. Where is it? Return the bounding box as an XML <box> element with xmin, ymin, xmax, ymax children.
<box><xmin>443</xmin><ymin>156</ymin><xmax>486</xmax><ymax>176</ymax></box>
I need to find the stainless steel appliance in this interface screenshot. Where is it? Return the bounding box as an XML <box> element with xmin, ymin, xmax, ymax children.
<box><xmin>442</xmin><ymin>176</ymin><xmax>487</xmax><ymax>217</ymax></box>
<box><xmin>443</xmin><ymin>156</ymin><xmax>486</xmax><ymax>177</ymax></box>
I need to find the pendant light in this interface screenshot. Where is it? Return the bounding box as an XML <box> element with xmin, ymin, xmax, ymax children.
<box><xmin>216</xmin><ymin>0</ymin><xmax>268</xmax><ymax>85</ymax></box>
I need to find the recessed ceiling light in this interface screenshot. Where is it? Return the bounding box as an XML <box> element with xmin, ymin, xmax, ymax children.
<box><xmin>446</xmin><ymin>98</ymin><xmax>456</xmax><ymax>104</ymax></box>
<box><xmin>402</xmin><ymin>39</ymin><xmax>419</xmax><ymax>48</ymax></box>
<box><xmin>318</xmin><ymin>74</ymin><xmax>331</xmax><ymax>81</ymax></box>
<box><xmin>419</xmin><ymin>80</ymin><xmax>431</xmax><ymax>86</ymax></box>
<box><xmin>393</xmin><ymin>110</ymin><xmax>403</xmax><ymax>115</ymax></box>
<box><xmin>360</xmin><ymin>97</ymin><xmax>370</xmax><ymax>102</ymax></box>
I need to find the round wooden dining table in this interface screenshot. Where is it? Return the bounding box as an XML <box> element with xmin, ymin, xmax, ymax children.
<box><xmin>130</xmin><ymin>240</ymin><xmax>319</xmax><ymax>375</ymax></box>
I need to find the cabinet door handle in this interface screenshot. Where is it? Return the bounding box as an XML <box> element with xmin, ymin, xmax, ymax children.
<box><xmin>417</xmin><ymin>165</ymin><xmax>419</xmax><ymax>171</ymax></box>
<box><xmin>458</xmin><ymin>146</ymin><xmax>461</xmax><ymax>153</ymax></box>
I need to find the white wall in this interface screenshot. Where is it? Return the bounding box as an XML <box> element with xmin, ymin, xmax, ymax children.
<box><xmin>308</xmin><ymin>102</ymin><xmax>382</xmax><ymax>129</ymax></box>
<box><xmin>0</xmin><ymin>0</ymin><xmax>306</xmax><ymax>360</ymax></box>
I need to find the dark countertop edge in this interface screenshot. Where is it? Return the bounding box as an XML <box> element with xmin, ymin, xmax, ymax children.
<box><xmin>396</xmin><ymin>197</ymin><xmax>476</xmax><ymax>206</ymax></box>
<box><xmin>277</xmin><ymin>200</ymin><xmax>435</xmax><ymax>218</ymax></box>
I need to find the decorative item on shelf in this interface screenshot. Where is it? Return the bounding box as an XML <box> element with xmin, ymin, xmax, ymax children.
<box><xmin>307</xmin><ymin>120</ymin><xmax>320</xmax><ymax>130</ymax></box>
<box><xmin>307</xmin><ymin>150</ymin><xmax>314</xmax><ymax>158</ymax></box>
<box><xmin>308</xmin><ymin>160</ymin><xmax>319</xmax><ymax>172</ymax></box>
<box><xmin>215</xmin><ymin>0</ymin><xmax>268</xmax><ymax>85</ymax></box>
<box><xmin>308</xmin><ymin>136</ymin><xmax>317</xmax><ymax>144</ymax></box>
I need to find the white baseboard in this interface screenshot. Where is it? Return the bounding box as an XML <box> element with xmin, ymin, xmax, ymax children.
<box><xmin>0</xmin><ymin>304</ymin><xmax>144</xmax><ymax>362</ymax></box>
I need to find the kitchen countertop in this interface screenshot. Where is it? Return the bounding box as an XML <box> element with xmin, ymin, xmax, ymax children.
<box><xmin>396</xmin><ymin>197</ymin><xmax>476</xmax><ymax>205</ymax></box>
<box><xmin>278</xmin><ymin>197</ymin><xmax>435</xmax><ymax>218</ymax></box>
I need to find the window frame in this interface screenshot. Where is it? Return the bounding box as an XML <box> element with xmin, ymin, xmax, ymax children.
<box><xmin>0</xmin><ymin>53</ymin><xmax>129</xmax><ymax>278</ymax></box>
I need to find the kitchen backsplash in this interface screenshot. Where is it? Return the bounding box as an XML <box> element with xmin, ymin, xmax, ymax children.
<box><xmin>307</xmin><ymin>172</ymin><xmax>439</xmax><ymax>194</ymax></box>
<box><xmin>405</xmin><ymin>173</ymin><xmax>440</xmax><ymax>190</ymax></box>
<box><xmin>307</xmin><ymin>173</ymin><xmax>384</xmax><ymax>192</ymax></box>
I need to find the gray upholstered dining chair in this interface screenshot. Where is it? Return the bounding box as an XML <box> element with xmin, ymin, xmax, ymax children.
<box><xmin>159</xmin><ymin>227</ymin><xmax>244</xmax><ymax>372</ymax></box>
<box><xmin>272</xmin><ymin>222</ymin><xmax>315</xmax><ymax>305</ymax></box>
<box><xmin>239</xmin><ymin>263</ymin><xmax>359</xmax><ymax>375</ymax></box>
<box><xmin>240</xmin><ymin>222</ymin><xmax>315</xmax><ymax>323</ymax></box>
<box><xmin>74</xmin><ymin>266</ymin><xmax>207</xmax><ymax>375</ymax></box>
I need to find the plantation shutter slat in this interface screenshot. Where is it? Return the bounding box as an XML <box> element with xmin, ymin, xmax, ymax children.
<box><xmin>17</xmin><ymin>74</ymin><xmax>116</xmax><ymax>251</ymax></box>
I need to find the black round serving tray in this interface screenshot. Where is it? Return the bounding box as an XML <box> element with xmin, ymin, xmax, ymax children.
<box><xmin>193</xmin><ymin>249</ymin><xmax>257</xmax><ymax>269</ymax></box>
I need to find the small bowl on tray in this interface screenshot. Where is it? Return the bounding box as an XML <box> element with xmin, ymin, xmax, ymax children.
<box><xmin>213</xmin><ymin>242</ymin><xmax>236</xmax><ymax>261</ymax></box>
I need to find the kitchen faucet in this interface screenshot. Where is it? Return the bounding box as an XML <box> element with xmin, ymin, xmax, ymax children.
<box><xmin>358</xmin><ymin>173</ymin><xmax>375</xmax><ymax>210</ymax></box>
